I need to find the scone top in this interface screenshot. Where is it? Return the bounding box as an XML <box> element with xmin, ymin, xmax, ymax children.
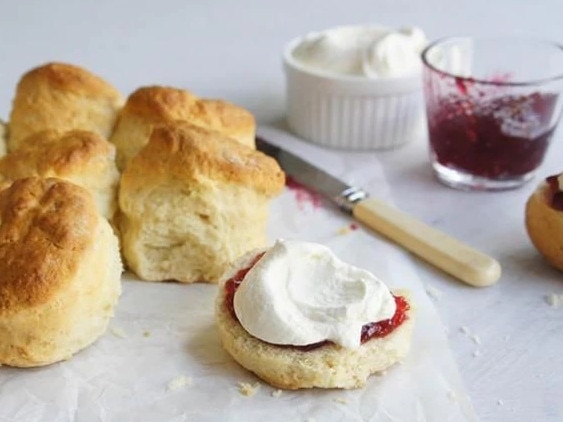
<box><xmin>121</xmin><ymin>122</ymin><xmax>285</xmax><ymax>196</ymax></box>
<box><xmin>0</xmin><ymin>177</ymin><xmax>99</xmax><ymax>314</ymax></box>
<box><xmin>120</xmin><ymin>86</ymin><xmax>256</xmax><ymax>146</ymax></box>
<box><xmin>8</xmin><ymin>62</ymin><xmax>124</xmax><ymax>151</ymax></box>
<box><xmin>17</xmin><ymin>62</ymin><xmax>121</xmax><ymax>99</ymax></box>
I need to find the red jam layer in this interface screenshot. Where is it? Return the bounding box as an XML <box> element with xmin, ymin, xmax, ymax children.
<box><xmin>224</xmin><ymin>252</ymin><xmax>409</xmax><ymax>351</ymax></box>
<box><xmin>546</xmin><ymin>175</ymin><xmax>563</xmax><ymax>211</ymax></box>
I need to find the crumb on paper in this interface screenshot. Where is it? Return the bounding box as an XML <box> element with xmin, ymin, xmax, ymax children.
<box><xmin>545</xmin><ymin>293</ymin><xmax>563</xmax><ymax>307</ymax></box>
<box><xmin>470</xmin><ymin>334</ymin><xmax>482</xmax><ymax>345</ymax></box>
<box><xmin>238</xmin><ymin>381</ymin><xmax>260</xmax><ymax>397</ymax></box>
<box><xmin>110</xmin><ymin>326</ymin><xmax>127</xmax><ymax>338</ymax></box>
<box><xmin>472</xmin><ymin>350</ymin><xmax>482</xmax><ymax>358</ymax></box>
<box><xmin>333</xmin><ymin>397</ymin><xmax>348</xmax><ymax>404</ymax></box>
<box><xmin>337</xmin><ymin>225</ymin><xmax>352</xmax><ymax>236</ymax></box>
<box><xmin>143</xmin><ymin>330</ymin><xmax>151</xmax><ymax>337</ymax></box>
<box><xmin>271</xmin><ymin>389</ymin><xmax>283</xmax><ymax>398</ymax></box>
<box><xmin>447</xmin><ymin>390</ymin><xmax>457</xmax><ymax>401</ymax></box>
<box><xmin>425</xmin><ymin>285</ymin><xmax>443</xmax><ymax>301</ymax></box>
<box><xmin>336</xmin><ymin>223</ymin><xmax>359</xmax><ymax>236</ymax></box>
<box><xmin>166</xmin><ymin>375</ymin><xmax>193</xmax><ymax>391</ymax></box>
<box><xmin>459</xmin><ymin>326</ymin><xmax>470</xmax><ymax>335</ymax></box>
<box><xmin>497</xmin><ymin>399</ymin><xmax>504</xmax><ymax>406</ymax></box>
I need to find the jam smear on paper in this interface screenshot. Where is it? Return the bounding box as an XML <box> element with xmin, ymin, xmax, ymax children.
<box><xmin>286</xmin><ymin>176</ymin><xmax>322</xmax><ymax>210</ymax></box>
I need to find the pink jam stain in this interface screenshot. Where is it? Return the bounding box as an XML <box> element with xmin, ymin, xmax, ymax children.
<box><xmin>350</xmin><ymin>223</ymin><xmax>358</xmax><ymax>230</ymax></box>
<box><xmin>286</xmin><ymin>176</ymin><xmax>322</xmax><ymax>211</ymax></box>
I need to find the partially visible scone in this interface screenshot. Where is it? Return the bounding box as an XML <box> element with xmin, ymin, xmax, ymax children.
<box><xmin>118</xmin><ymin>121</ymin><xmax>284</xmax><ymax>283</ymax></box>
<box><xmin>8</xmin><ymin>62</ymin><xmax>123</xmax><ymax>151</ymax></box>
<box><xmin>215</xmin><ymin>243</ymin><xmax>414</xmax><ymax>390</ymax></box>
<box><xmin>0</xmin><ymin>177</ymin><xmax>122</xmax><ymax>367</ymax></box>
<box><xmin>0</xmin><ymin>130</ymin><xmax>120</xmax><ymax>220</ymax></box>
<box><xmin>109</xmin><ymin>86</ymin><xmax>256</xmax><ymax>169</ymax></box>
<box><xmin>525</xmin><ymin>174</ymin><xmax>563</xmax><ymax>271</ymax></box>
<box><xmin>0</xmin><ymin>120</ymin><xmax>7</xmax><ymax>158</ymax></box>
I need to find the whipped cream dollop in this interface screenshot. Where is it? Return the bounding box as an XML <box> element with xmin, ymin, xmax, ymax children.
<box><xmin>233</xmin><ymin>239</ymin><xmax>396</xmax><ymax>349</ymax></box>
<box><xmin>291</xmin><ymin>25</ymin><xmax>427</xmax><ymax>78</ymax></box>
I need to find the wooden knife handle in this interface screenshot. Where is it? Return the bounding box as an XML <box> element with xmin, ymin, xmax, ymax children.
<box><xmin>353</xmin><ymin>198</ymin><xmax>501</xmax><ymax>287</ymax></box>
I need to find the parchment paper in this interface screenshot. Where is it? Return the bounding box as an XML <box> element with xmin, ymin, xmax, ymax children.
<box><xmin>0</xmin><ymin>127</ymin><xmax>477</xmax><ymax>422</ymax></box>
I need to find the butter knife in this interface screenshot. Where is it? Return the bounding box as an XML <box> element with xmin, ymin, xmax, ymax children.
<box><xmin>256</xmin><ymin>136</ymin><xmax>501</xmax><ymax>287</ymax></box>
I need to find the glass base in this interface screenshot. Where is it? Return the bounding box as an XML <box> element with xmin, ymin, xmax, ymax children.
<box><xmin>432</xmin><ymin>161</ymin><xmax>536</xmax><ymax>191</ymax></box>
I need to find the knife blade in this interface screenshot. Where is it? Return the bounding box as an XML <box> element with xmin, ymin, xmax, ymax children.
<box><xmin>256</xmin><ymin>136</ymin><xmax>501</xmax><ymax>287</ymax></box>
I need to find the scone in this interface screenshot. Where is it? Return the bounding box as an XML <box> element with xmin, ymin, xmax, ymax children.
<box><xmin>109</xmin><ymin>86</ymin><xmax>256</xmax><ymax>169</ymax></box>
<box><xmin>0</xmin><ymin>130</ymin><xmax>120</xmax><ymax>220</ymax></box>
<box><xmin>0</xmin><ymin>119</ymin><xmax>7</xmax><ymax>158</ymax></box>
<box><xmin>525</xmin><ymin>173</ymin><xmax>563</xmax><ymax>270</ymax></box>
<box><xmin>118</xmin><ymin>121</ymin><xmax>284</xmax><ymax>283</ymax></box>
<box><xmin>0</xmin><ymin>177</ymin><xmax>122</xmax><ymax>367</ymax></box>
<box><xmin>215</xmin><ymin>240</ymin><xmax>414</xmax><ymax>390</ymax></box>
<box><xmin>8</xmin><ymin>62</ymin><xmax>123</xmax><ymax>151</ymax></box>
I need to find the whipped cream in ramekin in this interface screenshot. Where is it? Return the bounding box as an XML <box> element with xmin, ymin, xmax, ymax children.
<box><xmin>233</xmin><ymin>240</ymin><xmax>396</xmax><ymax>349</ymax></box>
<box><xmin>291</xmin><ymin>25</ymin><xmax>427</xmax><ymax>79</ymax></box>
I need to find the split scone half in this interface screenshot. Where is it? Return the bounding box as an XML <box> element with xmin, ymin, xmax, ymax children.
<box><xmin>215</xmin><ymin>239</ymin><xmax>415</xmax><ymax>390</ymax></box>
<box><xmin>0</xmin><ymin>177</ymin><xmax>122</xmax><ymax>367</ymax></box>
<box><xmin>118</xmin><ymin>121</ymin><xmax>284</xmax><ymax>283</ymax></box>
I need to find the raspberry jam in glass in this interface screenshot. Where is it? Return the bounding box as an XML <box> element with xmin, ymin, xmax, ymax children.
<box><xmin>428</xmin><ymin>91</ymin><xmax>558</xmax><ymax>181</ymax></box>
<box><xmin>224</xmin><ymin>252</ymin><xmax>409</xmax><ymax>351</ymax></box>
<box><xmin>422</xmin><ymin>36</ymin><xmax>563</xmax><ymax>190</ymax></box>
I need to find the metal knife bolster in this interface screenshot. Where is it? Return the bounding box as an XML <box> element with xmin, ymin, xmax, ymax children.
<box><xmin>334</xmin><ymin>186</ymin><xmax>369</xmax><ymax>213</ymax></box>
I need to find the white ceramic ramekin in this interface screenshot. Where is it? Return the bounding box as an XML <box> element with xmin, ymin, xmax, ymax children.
<box><xmin>283</xmin><ymin>37</ymin><xmax>425</xmax><ymax>150</ymax></box>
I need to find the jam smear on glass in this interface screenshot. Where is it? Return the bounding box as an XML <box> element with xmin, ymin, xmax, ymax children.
<box><xmin>427</xmin><ymin>90</ymin><xmax>559</xmax><ymax>179</ymax></box>
<box><xmin>224</xmin><ymin>252</ymin><xmax>409</xmax><ymax>351</ymax></box>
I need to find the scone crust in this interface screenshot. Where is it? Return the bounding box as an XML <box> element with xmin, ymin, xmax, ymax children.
<box><xmin>9</xmin><ymin>62</ymin><xmax>123</xmax><ymax>150</ymax></box>
<box><xmin>110</xmin><ymin>86</ymin><xmax>256</xmax><ymax>168</ymax></box>
<box><xmin>122</xmin><ymin>122</ymin><xmax>284</xmax><ymax>197</ymax></box>
<box><xmin>0</xmin><ymin>177</ymin><xmax>98</xmax><ymax>314</ymax></box>
<box><xmin>121</xmin><ymin>85</ymin><xmax>198</xmax><ymax>120</ymax></box>
<box><xmin>0</xmin><ymin>129</ymin><xmax>116</xmax><ymax>179</ymax></box>
<box><xmin>215</xmin><ymin>260</ymin><xmax>414</xmax><ymax>390</ymax></box>
<box><xmin>15</xmin><ymin>62</ymin><xmax>122</xmax><ymax>99</ymax></box>
<box><xmin>525</xmin><ymin>181</ymin><xmax>563</xmax><ymax>271</ymax></box>
<box><xmin>120</xmin><ymin>86</ymin><xmax>255</xmax><ymax>141</ymax></box>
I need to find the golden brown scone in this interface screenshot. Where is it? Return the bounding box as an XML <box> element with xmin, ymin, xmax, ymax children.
<box><xmin>525</xmin><ymin>179</ymin><xmax>563</xmax><ymax>271</ymax></box>
<box><xmin>0</xmin><ymin>120</ymin><xmax>7</xmax><ymax>158</ymax></box>
<box><xmin>118</xmin><ymin>121</ymin><xmax>284</xmax><ymax>283</ymax></box>
<box><xmin>8</xmin><ymin>62</ymin><xmax>123</xmax><ymax>151</ymax></box>
<box><xmin>215</xmin><ymin>251</ymin><xmax>414</xmax><ymax>390</ymax></box>
<box><xmin>109</xmin><ymin>86</ymin><xmax>256</xmax><ymax>169</ymax></box>
<box><xmin>0</xmin><ymin>130</ymin><xmax>120</xmax><ymax>220</ymax></box>
<box><xmin>0</xmin><ymin>177</ymin><xmax>122</xmax><ymax>367</ymax></box>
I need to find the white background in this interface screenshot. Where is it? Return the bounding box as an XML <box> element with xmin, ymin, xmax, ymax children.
<box><xmin>0</xmin><ymin>1</ymin><xmax>562</xmax><ymax>421</ymax></box>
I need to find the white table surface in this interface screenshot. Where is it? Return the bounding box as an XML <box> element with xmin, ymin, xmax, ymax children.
<box><xmin>0</xmin><ymin>1</ymin><xmax>562</xmax><ymax>421</ymax></box>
